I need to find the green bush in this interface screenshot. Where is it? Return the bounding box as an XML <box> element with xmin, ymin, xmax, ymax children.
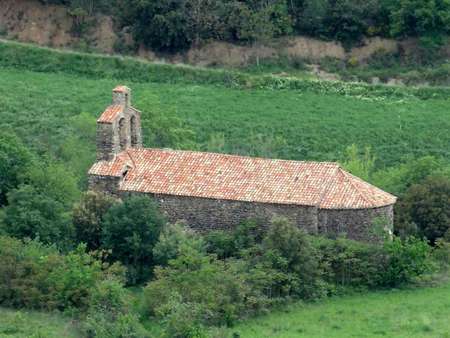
<box><xmin>73</xmin><ymin>191</ymin><xmax>118</xmax><ymax>252</ymax></box>
<box><xmin>144</xmin><ymin>245</ymin><xmax>261</xmax><ymax>327</ymax></box>
<box><xmin>101</xmin><ymin>195</ymin><xmax>165</xmax><ymax>284</ymax></box>
<box><xmin>153</xmin><ymin>222</ymin><xmax>205</xmax><ymax>266</ymax></box>
<box><xmin>381</xmin><ymin>236</ymin><xmax>435</xmax><ymax>287</ymax></box>
<box><xmin>257</xmin><ymin>217</ymin><xmax>325</xmax><ymax>300</ymax></box>
<box><xmin>158</xmin><ymin>293</ymin><xmax>208</xmax><ymax>338</ymax></box>
<box><xmin>0</xmin><ymin>236</ymin><xmax>109</xmax><ymax>311</ymax></box>
<box><xmin>0</xmin><ymin>131</ymin><xmax>33</xmax><ymax>206</ymax></box>
<box><xmin>395</xmin><ymin>175</ymin><xmax>450</xmax><ymax>242</ymax></box>
<box><xmin>204</xmin><ymin>230</ymin><xmax>236</xmax><ymax>259</ymax></box>
<box><xmin>433</xmin><ymin>239</ymin><xmax>450</xmax><ymax>270</ymax></box>
<box><xmin>0</xmin><ymin>185</ymin><xmax>72</xmax><ymax>247</ymax></box>
<box><xmin>314</xmin><ymin>237</ymin><xmax>386</xmax><ymax>291</ymax></box>
<box><xmin>84</xmin><ymin>279</ymin><xmax>146</xmax><ymax>338</ymax></box>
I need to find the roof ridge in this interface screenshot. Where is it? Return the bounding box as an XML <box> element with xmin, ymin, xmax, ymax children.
<box><xmin>125</xmin><ymin>149</ymin><xmax>137</xmax><ymax>169</ymax></box>
<box><xmin>338</xmin><ymin>167</ymin><xmax>375</xmax><ymax>207</ymax></box>
<box><xmin>342</xmin><ymin>169</ymin><xmax>397</xmax><ymax>200</ymax></box>
<box><xmin>129</xmin><ymin>147</ymin><xmax>340</xmax><ymax>167</ymax></box>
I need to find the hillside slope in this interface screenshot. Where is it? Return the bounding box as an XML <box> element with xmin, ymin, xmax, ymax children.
<box><xmin>0</xmin><ymin>41</ymin><xmax>449</xmax><ymax>186</ymax></box>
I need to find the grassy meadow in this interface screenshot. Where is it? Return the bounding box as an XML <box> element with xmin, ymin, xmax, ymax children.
<box><xmin>229</xmin><ymin>282</ymin><xmax>450</xmax><ymax>338</ymax></box>
<box><xmin>1</xmin><ymin>282</ymin><xmax>450</xmax><ymax>337</ymax></box>
<box><xmin>0</xmin><ymin>307</ymin><xmax>81</xmax><ymax>337</ymax></box>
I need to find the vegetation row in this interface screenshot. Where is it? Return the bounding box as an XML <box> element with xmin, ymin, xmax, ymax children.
<box><xmin>1</xmin><ymin>40</ymin><xmax>450</xmax><ymax>100</ymax></box>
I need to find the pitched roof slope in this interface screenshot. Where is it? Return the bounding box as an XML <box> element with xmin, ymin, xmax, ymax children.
<box><xmin>97</xmin><ymin>105</ymin><xmax>124</xmax><ymax>123</ymax></box>
<box><xmin>88</xmin><ymin>148</ymin><xmax>396</xmax><ymax>209</ymax></box>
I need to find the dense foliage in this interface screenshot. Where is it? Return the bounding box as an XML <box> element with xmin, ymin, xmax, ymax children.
<box><xmin>39</xmin><ymin>0</ymin><xmax>450</xmax><ymax>53</ymax></box>
<box><xmin>143</xmin><ymin>218</ymin><xmax>435</xmax><ymax>336</ymax></box>
<box><xmin>396</xmin><ymin>176</ymin><xmax>450</xmax><ymax>243</ymax></box>
<box><xmin>0</xmin><ymin>236</ymin><xmax>102</xmax><ymax>310</ymax></box>
<box><xmin>101</xmin><ymin>196</ymin><xmax>166</xmax><ymax>284</ymax></box>
<box><xmin>73</xmin><ymin>191</ymin><xmax>118</xmax><ymax>252</ymax></box>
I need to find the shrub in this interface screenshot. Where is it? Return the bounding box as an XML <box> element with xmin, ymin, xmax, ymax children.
<box><xmin>0</xmin><ymin>131</ymin><xmax>33</xmax><ymax>206</ymax></box>
<box><xmin>0</xmin><ymin>236</ymin><xmax>109</xmax><ymax>311</ymax></box>
<box><xmin>0</xmin><ymin>185</ymin><xmax>72</xmax><ymax>247</ymax></box>
<box><xmin>433</xmin><ymin>239</ymin><xmax>450</xmax><ymax>270</ymax></box>
<box><xmin>232</xmin><ymin>219</ymin><xmax>267</xmax><ymax>254</ymax></box>
<box><xmin>73</xmin><ymin>191</ymin><xmax>118</xmax><ymax>251</ymax></box>
<box><xmin>257</xmin><ymin>217</ymin><xmax>325</xmax><ymax>300</ymax></box>
<box><xmin>158</xmin><ymin>293</ymin><xmax>207</xmax><ymax>338</ymax></box>
<box><xmin>46</xmin><ymin>244</ymin><xmax>104</xmax><ymax>311</ymax></box>
<box><xmin>84</xmin><ymin>279</ymin><xmax>146</xmax><ymax>338</ymax></box>
<box><xmin>313</xmin><ymin>237</ymin><xmax>386</xmax><ymax>290</ymax></box>
<box><xmin>153</xmin><ymin>222</ymin><xmax>205</xmax><ymax>266</ymax></box>
<box><xmin>395</xmin><ymin>175</ymin><xmax>450</xmax><ymax>243</ymax></box>
<box><xmin>101</xmin><ymin>195</ymin><xmax>165</xmax><ymax>284</ymax></box>
<box><xmin>204</xmin><ymin>230</ymin><xmax>235</xmax><ymax>259</ymax></box>
<box><xmin>144</xmin><ymin>246</ymin><xmax>257</xmax><ymax>327</ymax></box>
<box><xmin>380</xmin><ymin>236</ymin><xmax>435</xmax><ymax>287</ymax></box>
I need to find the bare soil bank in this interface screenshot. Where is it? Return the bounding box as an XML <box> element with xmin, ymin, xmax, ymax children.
<box><xmin>0</xmin><ymin>0</ymin><xmax>445</xmax><ymax>67</ymax></box>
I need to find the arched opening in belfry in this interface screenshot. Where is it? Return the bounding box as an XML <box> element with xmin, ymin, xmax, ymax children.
<box><xmin>119</xmin><ymin>118</ymin><xmax>127</xmax><ymax>150</ymax></box>
<box><xmin>130</xmin><ymin>115</ymin><xmax>138</xmax><ymax>147</ymax></box>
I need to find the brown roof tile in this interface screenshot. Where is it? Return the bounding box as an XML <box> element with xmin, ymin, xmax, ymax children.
<box><xmin>89</xmin><ymin>148</ymin><xmax>396</xmax><ymax>209</ymax></box>
<box><xmin>97</xmin><ymin>105</ymin><xmax>124</xmax><ymax>124</ymax></box>
<box><xmin>113</xmin><ymin>85</ymin><xmax>130</xmax><ymax>93</ymax></box>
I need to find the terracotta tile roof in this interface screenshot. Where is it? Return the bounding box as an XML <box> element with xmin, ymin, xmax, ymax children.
<box><xmin>89</xmin><ymin>148</ymin><xmax>397</xmax><ymax>209</ymax></box>
<box><xmin>97</xmin><ymin>105</ymin><xmax>124</xmax><ymax>123</ymax></box>
<box><xmin>89</xmin><ymin>151</ymin><xmax>133</xmax><ymax>177</ymax></box>
<box><xmin>113</xmin><ymin>85</ymin><xmax>130</xmax><ymax>93</ymax></box>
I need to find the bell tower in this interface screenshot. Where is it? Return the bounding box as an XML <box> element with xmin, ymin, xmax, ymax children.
<box><xmin>96</xmin><ymin>86</ymin><xmax>142</xmax><ymax>161</ymax></box>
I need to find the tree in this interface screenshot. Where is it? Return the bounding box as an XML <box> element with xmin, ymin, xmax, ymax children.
<box><xmin>239</xmin><ymin>0</ymin><xmax>292</xmax><ymax>66</ymax></box>
<box><xmin>261</xmin><ymin>217</ymin><xmax>323</xmax><ymax>299</ymax></box>
<box><xmin>388</xmin><ymin>0</ymin><xmax>450</xmax><ymax>37</ymax></box>
<box><xmin>0</xmin><ymin>131</ymin><xmax>33</xmax><ymax>206</ymax></box>
<box><xmin>341</xmin><ymin>144</ymin><xmax>376</xmax><ymax>181</ymax></box>
<box><xmin>0</xmin><ymin>185</ymin><xmax>72</xmax><ymax>246</ymax></box>
<box><xmin>371</xmin><ymin>156</ymin><xmax>448</xmax><ymax>196</ymax></box>
<box><xmin>25</xmin><ymin>160</ymin><xmax>81</xmax><ymax>208</ymax></box>
<box><xmin>73</xmin><ymin>191</ymin><xmax>118</xmax><ymax>252</ymax></box>
<box><xmin>101</xmin><ymin>196</ymin><xmax>165</xmax><ymax>283</ymax></box>
<box><xmin>396</xmin><ymin>176</ymin><xmax>450</xmax><ymax>243</ymax></box>
<box><xmin>125</xmin><ymin>0</ymin><xmax>191</xmax><ymax>52</ymax></box>
<box><xmin>153</xmin><ymin>222</ymin><xmax>205</xmax><ymax>266</ymax></box>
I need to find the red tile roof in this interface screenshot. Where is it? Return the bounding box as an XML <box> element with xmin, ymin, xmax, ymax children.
<box><xmin>97</xmin><ymin>105</ymin><xmax>124</xmax><ymax>124</ymax></box>
<box><xmin>89</xmin><ymin>148</ymin><xmax>396</xmax><ymax>209</ymax></box>
<box><xmin>113</xmin><ymin>85</ymin><xmax>130</xmax><ymax>93</ymax></box>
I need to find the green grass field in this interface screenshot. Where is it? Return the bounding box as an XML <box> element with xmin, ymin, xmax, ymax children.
<box><xmin>1</xmin><ymin>283</ymin><xmax>450</xmax><ymax>337</ymax></box>
<box><xmin>0</xmin><ymin>308</ymin><xmax>81</xmax><ymax>337</ymax></box>
<box><xmin>229</xmin><ymin>282</ymin><xmax>450</xmax><ymax>338</ymax></box>
<box><xmin>1</xmin><ymin>66</ymin><xmax>450</xmax><ymax>177</ymax></box>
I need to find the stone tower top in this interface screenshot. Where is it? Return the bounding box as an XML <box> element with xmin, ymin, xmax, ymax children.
<box><xmin>96</xmin><ymin>86</ymin><xmax>142</xmax><ymax>161</ymax></box>
<box><xmin>112</xmin><ymin>85</ymin><xmax>131</xmax><ymax>106</ymax></box>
